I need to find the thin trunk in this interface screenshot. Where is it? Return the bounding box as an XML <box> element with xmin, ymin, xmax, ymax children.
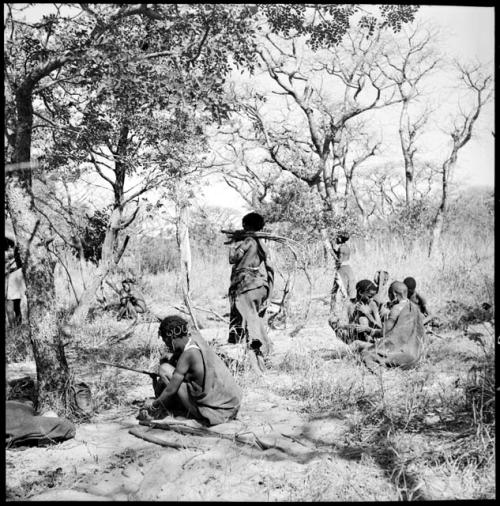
<box><xmin>176</xmin><ymin>200</ymin><xmax>199</xmax><ymax>329</ymax></box>
<box><xmin>70</xmin><ymin>124</ymin><xmax>129</xmax><ymax>324</ymax></box>
<box><xmin>428</xmin><ymin>160</ymin><xmax>450</xmax><ymax>257</ymax></box>
<box><xmin>177</xmin><ymin>202</ymin><xmax>192</xmax><ymax>297</ymax></box>
<box><xmin>70</xmin><ymin>207</ymin><xmax>124</xmax><ymax>324</ymax></box>
<box><xmin>399</xmin><ymin>99</ymin><xmax>414</xmax><ymax>205</ymax></box>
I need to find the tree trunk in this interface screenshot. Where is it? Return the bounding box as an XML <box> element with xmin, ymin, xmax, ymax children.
<box><xmin>176</xmin><ymin>199</ymin><xmax>200</xmax><ymax>329</ymax></box>
<box><xmin>7</xmin><ymin>84</ymin><xmax>71</xmax><ymax>412</ymax></box>
<box><xmin>428</xmin><ymin>161</ymin><xmax>450</xmax><ymax>257</ymax></box>
<box><xmin>69</xmin><ymin>207</ymin><xmax>124</xmax><ymax>324</ymax></box>
<box><xmin>176</xmin><ymin>201</ymin><xmax>192</xmax><ymax>297</ymax></box>
<box><xmin>428</xmin><ymin>209</ymin><xmax>444</xmax><ymax>257</ymax></box>
<box><xmin>399</xmin><ymin>99</ymin><xmax>414</xmax><ymax>205</ymax></box>
<box><xmin>70</xmin><ymin>131</ymin><xmax>129</xmax><ymax>325</ymax></box>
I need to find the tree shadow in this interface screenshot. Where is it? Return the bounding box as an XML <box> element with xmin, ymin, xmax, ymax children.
<box><xmin>296</xmin><ymin>413</ymin><xmax>429</xmax><ymax>501</ymax></box>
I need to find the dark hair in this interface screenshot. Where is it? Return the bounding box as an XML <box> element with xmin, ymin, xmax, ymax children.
<box><xmin>242</xmin><ymin>212</ymin><xmax>265</xmax><ymax>232</ymax></box>
<box><xmin>403</xmin><ymin>277</ymin><xmax>416</xmax><ymax>292</ymax></box>
<box><xmin>356</xmin><ymin>279</ymin><xmax>377</xmax><ymax>294</ymax></box>
<box><xmin>337</xmin><ymin>232</ymin><xmax>350</xmax><ymax>243</ymax></box>
<box><xmin>5</xmin><ymin>237</ymin><xmax>15</xmax><ymax>250</ymax></box>
<box><xmin>159</xmin><ymin>315</ymin><xmax>189</xmax><ymax>340</ymax></box>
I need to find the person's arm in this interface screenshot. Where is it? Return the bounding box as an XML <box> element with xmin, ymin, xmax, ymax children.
<box><xmin>417</xmin><ymin>293</ymin><xmax>429</xmax><ymax>316</ymax></box>
<box><xmin>383</xmin><ymin>304</ymin><xmax>401</xmax><ymax>334</ymax></box>
<box><xmin>152</xmin><ymin>351</ymin><xmax>192</xmax><ymax>409</ymax></box>
<box><xmin>369</xmin><ymin>301</ymin><xmax>382</xmax><ymax>329</ymax></box>
<box><xmin>229</xmin><ymin>238</ymin><xmax>251</xmax><ymax>264</ymax></box>
<box><xmin>5</xmin><ymin>258</ymin><xmax>18</xmax><ymax>275</ymax></box>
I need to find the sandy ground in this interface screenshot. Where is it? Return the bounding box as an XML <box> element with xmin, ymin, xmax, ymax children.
<box><xmin>5</xmin><ymin>325</ymin><xmax>430</xmax><ymax>501</ymax></box>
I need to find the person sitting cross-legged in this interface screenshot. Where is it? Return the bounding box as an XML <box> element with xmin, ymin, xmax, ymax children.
<box><xmin>117</xmin><ymin>278</ymin><xmax>146</xmax><ymax>321</ymax></box>
<box><xmin>348</xmin><ymin>279</ymin><xmax>382</xmax><ymax>341</ymax></box>
<box><xmin>352</xmin><ymin>281</ymin><xmax>425</xmax><ymax>371</ymax></box>
<box><xmin>140</xmin><ymin>316</ymin><xmax>242</xmax><ymax>427</ymax></box>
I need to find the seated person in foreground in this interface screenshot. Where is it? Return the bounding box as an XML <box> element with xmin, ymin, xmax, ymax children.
<box><xmin>352</xmin><ymin>281</ymin><xmax>425</xmax><ymax>371</ymax></box>
<box><xmin>141</xmin><ymin>315</ymin><xmax>242</xmax><ymax>426</ymax></box>
<box><xmin>331</xmin><ymin>279</ymin><xmax>381</xmax><ymax>344</ymax></box>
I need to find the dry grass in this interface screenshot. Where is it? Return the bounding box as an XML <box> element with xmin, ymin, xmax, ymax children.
<box><xmin>5</xmin><ymin>227</ymin><xmax>494</xmax><ymax>500</ymax></box>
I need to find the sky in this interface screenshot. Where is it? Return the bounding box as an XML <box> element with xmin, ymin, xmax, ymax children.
<box><xmin>9</xmin><ymin>4</ymin><xmax>495</xmax><ymax>214</ymax></box>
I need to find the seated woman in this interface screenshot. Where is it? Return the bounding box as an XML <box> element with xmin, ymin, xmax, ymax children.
<box><xmin>117</xmin><ymin>278</ymin><xmax>147</xmax><ymax>321</ymax></box>
<box><xmin>331</xmin><ymin>279</ymin><xmax>382</xmax><ymax>344</ymax></box>
<box><xmin>353</xmin><ymin>281</ymin><xmax>425</xmax><ymax>371</ymax></box>
<box><xmin>348</xmin><ymin>279</ymin><xmax>382</xmax><ymax>338</ymax></box>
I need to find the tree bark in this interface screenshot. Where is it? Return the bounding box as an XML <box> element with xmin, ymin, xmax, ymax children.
<box><xmin>176</xmin><ymin>198</ymin><xmax>200</xmax><ymax>329</ymax></box>
<box><xmin>399</xmin><ymin>99</ymin><xmax>414</xmax><ymax>205</ymax></box>
<box><xmin>428</xmin><ymin>159</ymin><xmax>451</xmax><ymax>257</ymax></box>
<box><xmin>176</xmin><ymin>201</ymin><xmax>192</xmax><ymax>296</ymax></box>
<box><xmin>6</xmin><ymin>85</ymin><xmax>71</xmax><ymax>413</ymax></box>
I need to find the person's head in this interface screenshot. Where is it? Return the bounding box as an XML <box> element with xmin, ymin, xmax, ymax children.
<box><xmin>158</xmin><ymin>315</ymin><xmax>190</xmax><ymax>353</ymax></box>
<box><xmin>336</xmin><ymin>231</ymin><xmax>350</xmax><ymax>244</ymax></box>
<box><xmin>388</xmin><ymin>281</ymin><xmax>408</xmax><ymax>302</ymax></box>
<box><xmin>242</xmin><ymin>212</ymin><xmax>265</xmax><ymax>232</ymax></box>
<box><xmin>355</xmin><ymin>279</ymin><xmax>377</xmax><ymax>303</ymax></box>
<box><xmin>403</xmin><ymin>277</ymin><xmax>416</xmax><ymax>297</ymax></box>
<box><xmin>374</xmin><ymin>270</ymin><xmax>389</xmax><ymax>288</ymax></box>
<box><xmin>122</xmin><ymin>280</ymin><xmax>131</xmax><ymax>292</ymax></box>
<box><xmin>5</xmin><ymin>236</ymin><xmax>15</xmax><ymax>252</ymax></box>
<box><xmin>5</xmin><ymin>237</ymin><xmax>21</xmax><ymax>267</ymax></box>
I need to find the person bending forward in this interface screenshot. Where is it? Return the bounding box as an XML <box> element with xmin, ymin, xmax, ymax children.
<box><xmin>144</xmin><ymin>316</ymin><xmax>242</xmax><ymax>426</ymax></box>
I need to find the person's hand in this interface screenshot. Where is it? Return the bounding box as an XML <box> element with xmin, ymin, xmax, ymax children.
<box><xmin>143</xmin><ymin>398</ymin><xmax>158</xmax><ymax>410</ymax></box>
<box><xmin>355</xmin><ymin>303</ymin><xmax>370</xmax><ymax>316</ymax></box>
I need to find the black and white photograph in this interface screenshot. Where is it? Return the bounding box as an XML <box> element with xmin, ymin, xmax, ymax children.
<box><xmin>4</xmin><ymin>3</ymin><xmax>494</xmax><ymax>501</ymax></box>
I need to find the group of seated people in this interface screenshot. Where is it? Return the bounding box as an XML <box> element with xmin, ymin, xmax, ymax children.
<box><xmin>330</xmin><ymin>271</ymin><xmax>429</xmax><ymax>370</ymax></box>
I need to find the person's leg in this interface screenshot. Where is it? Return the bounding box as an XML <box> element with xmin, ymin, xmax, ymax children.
<box><xmin>156</xmin><ymin>363</ymin><xmax>203</xmax><ymax>419</ymax></box>
<box><xmin>330</xmin><ymin>272</ymin><xmax>340</xmax><ymax>313</ymax></box>
<box><xmin>384</xmin><ymin>352</ymin><xmax>419</xmax><ymax>370</ymax></box>
<box><xmin>235</xmin><ymin>289</ymin><xmax>271</xmax><ymax>372</ymax></box>
<box><xmin>117</xmin><ymin>305</ymin><xmax>126</xmax><ymax>321</ymax></box>
<box><xmin>12</xmin><ymin>299</ymin><xmax>22</xmax><ymax>325</ymax></box>
<box><xmin>6</xmin><ymin>300</ymin><xmax>16</xmax><ymax>327</ymax></box>
<box><xmin>236</xmin><ymin>288</ymin><xmax>271</xmax><ymax>354</ymax></box>
<box><xmin>228</xmin><ymin>295</ymin><xmax>245</xmax><ymax>344</ymax></box>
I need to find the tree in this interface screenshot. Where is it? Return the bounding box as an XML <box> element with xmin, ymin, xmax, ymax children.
<box><xmin>3</xmin><ymin>2</ymin><xmax>258</xmax><ymax>411</ymax></box>
<box><xmin>35</xmin><ymin>4</ymin><xmax>260</xmax><ymax>323</ymax></box>
<box><xmin>228</xmin><ymin>25</ymin><xmax>409</xmax><ymax>256</ymax></box>
<box><xmin>378</xmin><ymin>23</ymin><xmax>441</xmax><ymax>203</ymax></box>
<box><xmin>428</xmin><ymin>61</ymin><xmax>493</xmax><ymax>256</ymax></box>
<box><xmin>4</xmin><ymin>3</ymin><xmax>156</xmax><ymax>411</ymax></box>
